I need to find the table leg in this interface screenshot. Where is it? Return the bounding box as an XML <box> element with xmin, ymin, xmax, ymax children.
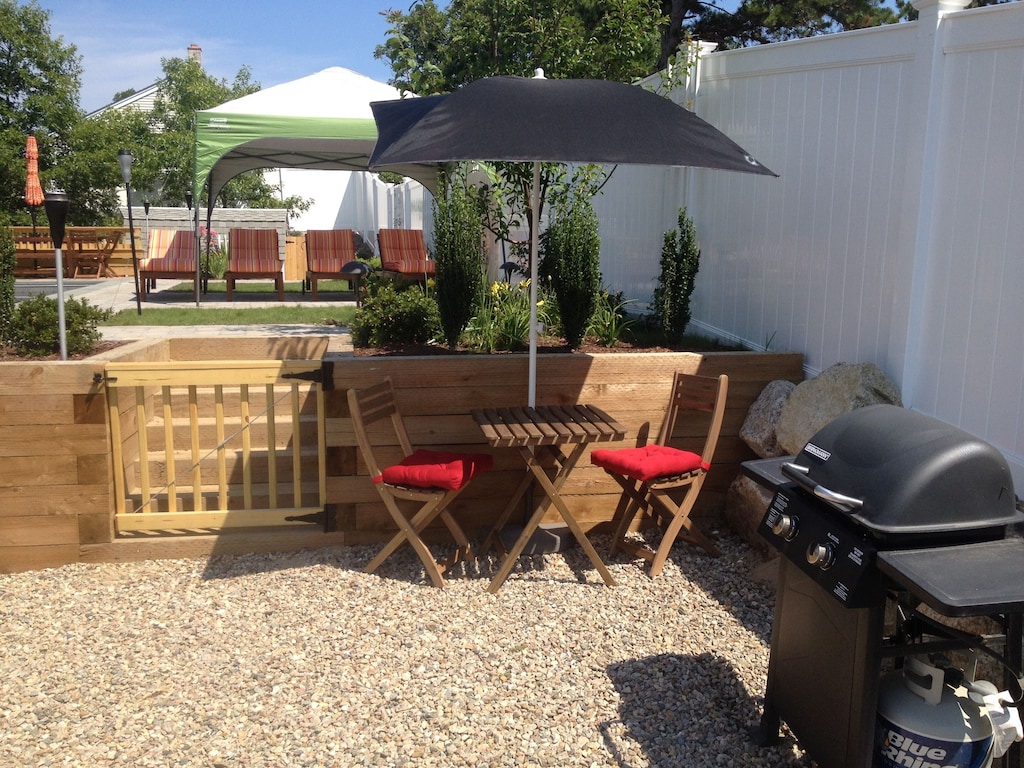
<box><xmin>486</xmin><ymin>444</ymin><xmax>616</xmax><ymax>592</ymax></box>
<box><xmin>477</xmin><ymin>470</ymin><xmax>535</xmax><ymax>559</ymax></box>
<box><xmin>524</xmin><ymin>451</ymin><xmax>617</xmax><ymax>588</ymax></box>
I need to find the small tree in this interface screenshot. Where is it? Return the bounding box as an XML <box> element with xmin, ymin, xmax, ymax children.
<box><xmin>0</xmin><ymin>219</ymin><xmax>15</xmax><ymax>343</ymax></box>
<box><xmin>433</xmin><ymin>170</ymin><xmax>485</xmax><ymax>350</ymax></box>
<box><xmin>654</xmin><ymin>207</ymin><xmax>701</xmax><ymax>344</ymax></box>
<box><xmin>543</xmin><ymin>195</ymin><xmax>601</xmax><ymax>349</ymax></box>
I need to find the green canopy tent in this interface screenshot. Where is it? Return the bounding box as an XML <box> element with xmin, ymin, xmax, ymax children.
<box><xmin>190</xmin><ymin>67</ymin><xmax>437</xmax><ymax>302</ymax></box>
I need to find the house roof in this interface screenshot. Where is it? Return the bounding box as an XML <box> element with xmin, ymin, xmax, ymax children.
<box><xmin>86</xmin><ymin>81</ymin><xmax>162</xmax><ymax>119</ymax></box>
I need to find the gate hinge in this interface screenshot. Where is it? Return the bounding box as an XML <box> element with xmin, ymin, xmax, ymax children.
<box><xmin>284</xmin><ymin>503</ymin><xmax>337</xmax><ymax>533</ymax></box>
<box><xmin>281</xmin><ymin>368</ymin><xmax>323</xmax><ymax>383</ymax></box>
<box><xmin>281</xmin><ymin>361</ymin><xmax>334</xmax><ymax>390</ymax></box>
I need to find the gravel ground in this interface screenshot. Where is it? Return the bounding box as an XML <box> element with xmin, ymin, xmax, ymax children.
<box><xmin>0</xmin><ymin>531</ymin><xmax>813</xmax><ymax>768</ymax></box>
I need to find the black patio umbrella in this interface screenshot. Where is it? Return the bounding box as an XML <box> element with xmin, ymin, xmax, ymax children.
<box><xmin>369</xmin><ymin>71</ymin><xmax>776</xmax><ymax>405</ymax></box>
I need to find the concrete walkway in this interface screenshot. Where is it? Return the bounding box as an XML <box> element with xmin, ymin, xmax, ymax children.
<box><xmin>17</xmin><ymin>277</ymin><xmax>355</xmax><ymax>346</ymax></box>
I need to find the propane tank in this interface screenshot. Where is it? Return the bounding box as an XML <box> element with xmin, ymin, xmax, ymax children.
<box><xmin>876</xmin><ymin>656</ymin><xmax>994</xmax><ymax>768</ymax></box>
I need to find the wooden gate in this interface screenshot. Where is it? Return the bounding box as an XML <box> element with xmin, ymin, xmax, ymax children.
<box><xmin>104</xmin><ymin>360</ymin><xmax>328</xmax><ymax>534</ymax></box>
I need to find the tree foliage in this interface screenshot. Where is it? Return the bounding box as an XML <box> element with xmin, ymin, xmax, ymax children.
<box><xmin>375</xmin><ymin>0</ymin><xmax>665</xmax><ymax>95</ymax></box>
<box><xmin>1</xmin><ymin>2</ymin><xmax>308</xmax><ymax>225</ymax></box>
<box><xmin>0</xmin><ymin>0</ymin><xmax>81</xmax><ymax>223</ymax></box>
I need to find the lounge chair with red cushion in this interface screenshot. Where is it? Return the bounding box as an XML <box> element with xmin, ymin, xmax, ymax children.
<box><xmin>304</xmin><ymin>229</ymin><xmax>357</xmax><ymax>300</ymax></box>
<box><xmin>377</xmin><ymin>228</ymin><xmax>436</xmax><ymax>280</ymax></box>
<box><xmin>139</xmin><ymin>229</ymin><xmax>197</xmax><ymax>299</ymax></box>
<box><xmin>225</xmin><ymin>228</ymin><xmax>283</xmax><ymax>301</ymax></box>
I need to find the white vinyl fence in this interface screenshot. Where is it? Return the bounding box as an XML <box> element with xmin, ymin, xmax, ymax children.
<box><xmin>595</xmin><ymin>0</ymin><xmax>1024</xmax><ymax>489</ymax></box>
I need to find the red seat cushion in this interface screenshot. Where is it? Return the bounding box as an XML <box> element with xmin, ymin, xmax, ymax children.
<box><xmin>376</xmin><ymin>449</ymin><xmax>493</xmax><ymax>490</ymax></box>
<box><xmin>591</xmin><ymin>444</ymin><xmax>708</xmax><ymax>481</ymax></box>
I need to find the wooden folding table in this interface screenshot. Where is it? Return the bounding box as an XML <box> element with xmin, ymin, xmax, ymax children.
<box><xmin>472</xmin><ymin>404</ymin><xmax>626</xmax><ymax>592</ymax></box>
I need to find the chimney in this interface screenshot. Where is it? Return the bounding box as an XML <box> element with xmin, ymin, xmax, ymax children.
<box><xmin>187</xmin><ymin>44</ymin><xmax>202</xmax><ymax>66</ymax></box>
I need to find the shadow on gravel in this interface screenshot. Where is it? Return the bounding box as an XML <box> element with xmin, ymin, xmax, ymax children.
<box><xmin>604</xmin><ymin>652</ymin><xmax>809</xmax><ymax>768</ymax></box>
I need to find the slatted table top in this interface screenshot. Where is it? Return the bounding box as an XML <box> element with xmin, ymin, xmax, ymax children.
<box><xmin>472</xmin><ymin>404</ymin><xmax>626</xmax><ymax>448</ymax></box>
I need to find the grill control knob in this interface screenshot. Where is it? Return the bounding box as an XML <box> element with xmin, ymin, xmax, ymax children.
<box><xmin>771</xmin><ymin>514</ymin><xmax>799</xmax><ymax>541</ymax></box>
<box><xmin>806</xmin><ymin>542</ymin><xmax>835</xmax><ymax>570</ymax></box>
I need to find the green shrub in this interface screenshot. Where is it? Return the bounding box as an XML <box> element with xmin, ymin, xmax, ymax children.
<box><xmin>351</xmin><ymin>281</ymin><xmax>441</xmax><ymax>346</ymax></box>
<box><xmin>0</xmin><ymin>219</ymin><xmax>15</xmax><ymax>344</ymax></box>
<box><xmin>542</xmin><ymin>196</ymin><xmax>601</xmax><ymax>349</ymax></box>
<box><xmin>653</xmin><ymin>207</ymin><xmax>701</xmax><ymax>344</ymax></box>
<box><xmin>466</xmin><ymin>281</ymin><xmax>531</xmax><ymax>352</ymax></box>
<box><xmin>434</xmin><ymin>170</ymin><xmax>485</xmax><ymax>349</ymax></box>
<box><xmin>588</xmin><ymin>290</ymin><xmax>635</xmax><ymax>347</ymax></box>
<box><xmin>7</xmin><ymin>293</ymin><xmax>113</xmax><ymax>357</ymax></box>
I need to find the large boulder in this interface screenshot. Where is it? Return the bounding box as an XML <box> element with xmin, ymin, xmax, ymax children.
<box><xmin>724</xmin><ymin>474</ymin><xmax>776</xmax><ymax>560</ymax></box>
<box><xmin>739</xmin><ymin>379</ymin><xmax>796</xmax><ymax>459</ymax></box>
<box><xmin>775</xmin><ymin>362</ymin><xmax>902</xmax><ymax>454</ymax></box>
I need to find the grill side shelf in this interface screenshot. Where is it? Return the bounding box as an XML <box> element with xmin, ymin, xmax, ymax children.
<box><xmin>877</xmin><ymin>538</ymin><xmax>1024</xmax><ymax>617</ymax></box>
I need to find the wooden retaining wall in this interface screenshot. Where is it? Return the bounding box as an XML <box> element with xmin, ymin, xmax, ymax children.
<box><xmin>0</xmin><ymin>342</ymin><xmax>803</xmax><ymax>573</ymax></box>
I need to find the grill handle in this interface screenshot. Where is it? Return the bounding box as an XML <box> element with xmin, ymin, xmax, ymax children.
<box><xmin>781</xmin><ymin>462</ymin><xmax>864</xmax><ymax>511</ymax></box>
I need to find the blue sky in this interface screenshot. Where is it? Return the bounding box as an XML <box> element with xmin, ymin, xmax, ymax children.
<box><xmin>43</xmin><ymin>0</ymin><xmax>749</xmax><ymax>114</ymax></box>
<box><xmin>44</xmin><ymin>0</ymin><xmax>404</xmax><ymax>113</ymax></box>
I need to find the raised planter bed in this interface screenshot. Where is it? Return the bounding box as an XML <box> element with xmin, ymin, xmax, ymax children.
<box><xmin>0</xmin><ymin>338</ymin><xmax>803</xmax><ymax>573</ymax></box>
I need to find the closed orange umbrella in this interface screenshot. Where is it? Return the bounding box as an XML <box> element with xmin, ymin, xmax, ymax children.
<box><xmin>25</xmin><ymin>136</ymin><xmax>44</xmax><ymax>207</ymax></box>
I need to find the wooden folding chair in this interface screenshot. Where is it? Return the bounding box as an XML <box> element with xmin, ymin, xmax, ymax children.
<box><xmin>347</xmin><ymin>378</ymin><xmax>493</xmax><ymax>588</ymax></box>
<box><xmin>591</xmin><ymin>372</ymin><xmax>729</xmax><ymax>577</ymax></box>
<box><xmin>225</xmin><ymin>228</ymin><xmax>284</xmax><ymax>301</ymax></box>
<box><xmin>304</xmin><ymin>229</ymin><xmax>356</xmax><ymax>300</ymax></box>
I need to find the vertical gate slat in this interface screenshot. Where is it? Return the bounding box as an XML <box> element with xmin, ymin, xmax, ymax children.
<box><xmin>135</xmin><ymin>385</ymin><xmax>152</xmax><ymax>512</ymax></box>
<box><xmin>189</xmin><ymin>386</ymin><xmax>202</xmax><ymax>512</ymax></box>
<box><xmin>108</xmin><ymin>386</ymin><xmax>127</xmax><ymax>515</ymax></box>
<box><xmin>162</xmin><ymin>386</ymin><xmax>177</xmax><ymax>513</ymax></box>
<box><xmin>291</xmin><ymin>385</ymin><xmax>303</xmax><ymax>507</ymax></box>
<box><xmin>215</xmin><ymin>385</ymin><xmax>227</xmax><ymax>509</ymax></box>
<box><xmin>265</xmin><ymin>383</ymin><xmax>278</xmax><ymax>509</ymax></box>
<box><xmin>316</xmin><ymin>385</ymin><xmax>326</xmax><ymax>507</ymax></box>
<box><xmin>241</xmin><ymin>384</ymin><xmax>253</xmax><ymax>509</ymax></box>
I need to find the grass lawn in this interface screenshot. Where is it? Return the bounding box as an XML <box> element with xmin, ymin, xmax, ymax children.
<box><xmin>104</xmin><ymin>280</ymin><xmax>358</xmax><ymax>326</ymax></box>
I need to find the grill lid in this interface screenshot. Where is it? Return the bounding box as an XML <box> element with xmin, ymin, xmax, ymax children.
<box><xmin>790</xmin><ymin>405</ymin><xmax>1021</xmax><ymax>536</ymax></box>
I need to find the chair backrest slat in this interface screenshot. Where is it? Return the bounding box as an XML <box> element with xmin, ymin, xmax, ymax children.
<box><xmin>656</xmin><ymin>373</ymin><xmax>729</xmax><ymax>465</ymax></box>
<box><xmin>347</xmin><ymin>378</ymin><xmax>415</xmax><ymax>477</ymax></box>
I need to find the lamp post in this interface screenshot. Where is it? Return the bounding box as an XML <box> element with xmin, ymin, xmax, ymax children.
<box><xmin>118</xmin><ymin>150</ymin><xmax>143</xmax><ymax>315</ymax></box>
<box><xmin>43</xmin><ymin>190</ymin><xmax>70</xmax><ymax>361</ymax></box>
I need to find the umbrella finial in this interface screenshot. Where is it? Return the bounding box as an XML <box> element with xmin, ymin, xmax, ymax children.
<box><xmin>533</xmin><ymin>68</ymin><xmax>545</xmax><ymax>79</ymax></box>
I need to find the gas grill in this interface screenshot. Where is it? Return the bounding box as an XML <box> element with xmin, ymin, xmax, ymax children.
<box><xmin>746</xmin><ymin>404</ymin><xmax>1024</xmax><ymax>768</ymax></box>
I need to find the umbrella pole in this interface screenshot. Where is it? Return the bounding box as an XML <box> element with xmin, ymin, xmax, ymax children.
<box><xmin>528</xmin><ymin>162</ymin><xmax>541</xmax><ymax>407</ymax></box>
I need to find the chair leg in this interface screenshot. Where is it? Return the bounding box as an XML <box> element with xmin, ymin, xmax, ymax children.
<box><xmin>226</xmin><ymin>278</ymin><xmax>234</xmax><ymax>301</ymax></box>
<box><xmin>607</xmin><ymin>478</ymin><xmax>650</xmax><ymax>555</ymax></box>
<box><xmin>364</xmin><ymin>495</ymin><xmax>448</xmax><ymax>587</ymax></box>
<box><xmin>647</xmin><ymin>485</ymin><xmax>720</xmax><ymax>577</ymax></box>
<box><xmin>311</xmin><ymin>277</ymin><xmax>318</xmax><ymax>301</ymax></box>
<box><xmin>275</xmin><ymin>276</ymin><xmax>284</xmax><ymax>301</ymax></box>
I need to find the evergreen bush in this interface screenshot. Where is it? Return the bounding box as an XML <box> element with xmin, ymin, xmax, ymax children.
<box><xmin>433</xmin><ymin>172</ymin><xmax>485</xmax><ymax>349</ymax></box>
<box><xmin>653</xmin><ymin>207</ymin><xmax>700</xmax><ymax>344</ymax></box>
<box><xmin>542</xmin><ymin>196</ymin><xmax>601</xmax><ymax>349</ymax></box>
